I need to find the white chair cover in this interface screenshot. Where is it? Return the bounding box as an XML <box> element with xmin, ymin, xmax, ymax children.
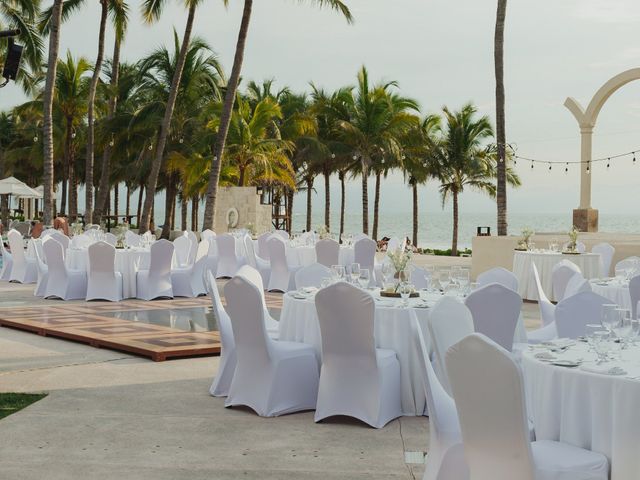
<box><xmin>257</xmin><ymin>232</ymin><xmax>272</xmax><ymax>260</ymax></box>
<box><xmin>173</xmin><ymin>235</ymin><xmax>192</xmax><ymax>268</ymax></box>
<box><xmin>630</xmin><ymin>275</ymin><xmax>640</xmax><ymax>319</ymax></box>
<box><xmin>387</xmin><ymin>237</ymin><xmax>405</xmax><ymax>252</ymax></box>
<box><xmin>86</xmin><ymin>241</ymin><xmax>123</xmax><ymax>301</ymax></box>
<box><xmin>465</xmin><ymin>283</ymin><xmax>522</xmax><ymax>352</ymax></box>
<box><xmin>410</xmin><ymin>266</ymin><xmax>431</xmax><ymax>290</ymax></box>
<box><xmin>526</xmin><ymin>263</ymin><xmax>558</xmax><ymax>344</ymax></box>
<box><xmin>32</xmin><ymin>239</ymin><xmax>48</xmax><ymax>297</ymax></box>
<box><xmin>171</xmin><ymin>240</ymin><xmax>209</xmax><ymax>297</ymax></box>
<box><xmin>314</xmin><ymin>282</ymin><xmax>402</xmax><ymax>428</ymax></box>
<box><xmin>0</xmin><ymin>236</ymin><xmax>13</xmax><ymax>281</ymax></box>
<box><xmin>243</xmin><ymin>234</ymin><xmax>270</xmax><ymax>286</ymax></box>
<box><xmin>555</xmin><ymin>291</ymin><xmax>611</xmax><ymax>339</ymax></box>
<box><xmin>224</xmin><ymin>275</ymin><xmax>318</xmax><ymax>416</ymax></box>
<box><xmin>295</xmin><ymin>263</ymin><xmax>331</xmax><ymax>289</ymax></box>
<box><xmin>207</xmin><ymin>272</ymin><xmax>236</xmax><ymax>397</ymax></box>
<box><xmin>428</xmin><ymin>296</ymin><xmax>475</xmax><ymax>395</ymax></box>
<box><xmin>562</xmin><ymin>272</ymin><xmax>592</xmax><ymax>299</ymax></box>
<box><xmin>353</xmin><ymin>237</ymin><xmax>377</xmax><ymax>287</ymax></box>
<box><xmin>49</xmin><ymin>231</ymin><xmax>70</xmax><ymax>250</ymax></box>
<box><xmin>124</xmin><ymin>230</ymin><xmax>141</xmax><ymax>247</ymax></box>
<box><xmin>446</xmin><ymin>334</ymin><xmax>608</xmax><ymax>480</ymax></box>
<box><xmin>477</xmin><ymin>266</ymin><xmax>519</xmax><ymax>292</ymax></box>
<box><xmin>615</xmin><ymin>256</ymin><xmax>640</xmax><ymax>274</ymax></box>
<box><xmin>551</xmin><ymin>260</ymin><xmax>581</xmax><ymax>302</ymax></box>
<box><xmin>71</xmin><ymin>233</ymin><xmax>93</xmax><ymax>249</ymax></box>
<box><xmin>591</xmin><ymin>242</ymin><xmax>615</xmax><ymax>277</ymax></box>
<box><xmin>315</xmin><ymin>238</ymin><xmax>339</xmax><ymax>267</ymax></box>
<box><xmin>43</xmin><ymin>239</ymin><xmax>87</xmax><ymax>300</ymax></box>
<box><xmin>137</xmin><ymin>239</ymin><xmax>174</xmax><ymax>300</ymax></box>
<box><xmin>235</xmin><ymin>264</ymin><xmax>279</xmax><ymax>338</ymax></box>
<box><xmin>267</xmin><ymin>236</ymin><xmax>299</xmax><ymax>292</ymax></box>
<box><xmin>412</xmin><ymin>317</ymin><xmax>467</xmax><ymax>480</ymax></box>
<box><xmin>7</xmin><ymin>229</ymin><xmax>37</xmax><ymax>283</ymax></box>
<box><xmin>200</xmin><ymin>229</ymin><xmax>216</xmax><ymax>242</ymax></box>
<box><xmin>104</xmin><ymin>232</ymin><xmax>117</xmax><ymax>247</ymax></box>
<box><xmin>186</xmin><ymin>231</ymin><xmax>198</xmax><ymax>265</ymax></box>
<box><xmin>215</xmin><ymin>233</ymin><xmax>242</xmax><ymax>278</ymax></box>
<box><xmin>273</xmin><ymin>230</ymin><xmax>289</xmax><ymax>241</ymax></box>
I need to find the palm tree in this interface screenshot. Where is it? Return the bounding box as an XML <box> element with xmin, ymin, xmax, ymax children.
<box><xmin>41</xmin><ymin>0</ymin><xmax>63</xmax><ymax>225</ymax></box>
<box><xmin>495</xmin><ymin>0</ymin><xmax>508</xmax><ymax>236</ymax></box>
<box><xmin>202</xmin><ymin>0</ymin><xmax>353</xmax><ymax>230</ymax></box>
<box><xmin>434</xmin><ymin>104</ymin><xmax>520</xmax><ymax>256</ymax></box>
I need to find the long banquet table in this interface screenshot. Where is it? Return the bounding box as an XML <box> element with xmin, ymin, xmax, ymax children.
<box><xmin>513</xmin><ymin>250</ymin><xmax>601</xmax><ymax>301</ymax></box>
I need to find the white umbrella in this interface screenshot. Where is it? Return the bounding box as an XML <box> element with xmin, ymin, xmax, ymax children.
<box><xmin>0</xmin><ymin>176</ymin><xmax>42</xmax><ymax>198</ymax></box>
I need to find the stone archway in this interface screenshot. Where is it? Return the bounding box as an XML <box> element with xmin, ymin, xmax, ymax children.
<box><xmin>564</xmin><ymin>68</ymin><xmax>640</xmax><ymax>231</ymax></box>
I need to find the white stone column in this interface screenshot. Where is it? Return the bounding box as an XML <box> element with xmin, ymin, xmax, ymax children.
<box><xmin>579</xmin><ymin>126</ymin><xmax>593</xmax><ymax>209</ymax></box>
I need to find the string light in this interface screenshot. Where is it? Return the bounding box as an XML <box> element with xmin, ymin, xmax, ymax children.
<box><xmin>565</xmin><ymin>162</ymin><xmax>569</xmax><ymax>174</ymax></box>
<box><xmin>33</xmin><ymin>135</ymin><xmax>38</xmax><ymax>143</ymax></box>
<box><xmin>548</xmin><ymin>163</ymin><xmax>552</xmax><ymax>171</ymax></box>
<box><xmin>607</xmin><ymin>158</ymin><xmax>610</xmax><ymax>169</ymax></box>
<box><xmin>179</xmin><ymin>137</ymin><xmax>184</xmax><ymax>144</ymax></box>
<box><xmin>109</xmin><ymin>134</ymin><xmax>114</xmax><ymax>147</ymax></box>
<box><xmin>148</xmin><ymin>144</ymin><xmax>153</xmax><ymax>151</ymax></box>
<box><xmin>586</xmin><ymin>162</ymin><xmax>591</xmax><ymax>175</ymax></box>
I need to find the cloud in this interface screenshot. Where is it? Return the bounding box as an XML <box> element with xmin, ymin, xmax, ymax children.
<box><xmin>573</xmin><ymin>0</ymin><xmax>640</xmax><ymax>24</ymax></box>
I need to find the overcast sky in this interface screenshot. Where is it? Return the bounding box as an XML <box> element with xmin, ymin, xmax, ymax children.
<box><xmin>2</xmin><ymin>0</ymin><xmax>639</xmax><ymax>216</ymax></box>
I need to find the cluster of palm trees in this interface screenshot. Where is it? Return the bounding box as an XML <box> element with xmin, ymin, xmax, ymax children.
<box><xmin>0</xmin><ymin>0</ymin><xmax>517</xmax><ymax>255</ymax></box>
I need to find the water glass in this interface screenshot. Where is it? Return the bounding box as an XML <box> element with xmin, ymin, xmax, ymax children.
<box><xmin>585</xmin><ymin>324</ymin><xmax>603</xmax><ymax>351</ymax></box>
<box><xmin>438</xmin><ymin>270</ymin><xmax>451</xmax><ymax>293</ymax></box>
<box><xmin>456</xmin><ymin>269</ymin><xmax>470</xmax><ymax>296</ymax></box>
<box><xmin>358</xmin><ymin>269</ymin><xmax>370</xmax><ymax>289</ymax></box>
<box><xmin>350</xmin><ymin>263</ymin><xmax>361</xmax><ymax>283</ymax></box>
<box><xmin>593</xmin><ymin>331</ymin><xmax>611</xmax><ymax>364</ymax></box>
<box><xmin>330</xmin><ymin>265</ymin><xmax>342</xmax><ymax>283</ymax></box>
<box><xmin>399</xmin><ymin>282</ymin><xmax>412</xmax><ymax>308</ymax></box>
<box><xmin>601</xmin><ymin>304</ymin><xmax>619</xmax><ymax>333</ymax></box>
<box><xmin>613</xmin><ymin>308</ymin><xmax>633</xmax><ymax>348</ymax></box>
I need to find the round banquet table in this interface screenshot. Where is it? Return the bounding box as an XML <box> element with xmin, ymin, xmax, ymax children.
<box><xmin>513</xmin><ymin>251</ymin><xmax>601</xmax><ymax>301</ymax></box>
<box><xmin>66</xmin><ymin>247</ymin><xmax>151</xmax><ymax>298</ymax></box>
<box><xmin>590</xmin><ymin>279</ymin><xmax>632</xmax><ymax>311</ymax></box>
<box><xmin>279</xmin><ymin>290</ymin><xmax>528</xmax><ymax>416</ymax></box>
<box><xmin>285</xmin><ymin>245</ymin><xmax>355</xmax><ymax>268</ymax></box>
<box><xmin>522</xmin><ymin>342</ymin><xmax>640</xmax><ymax>480</ymax></box>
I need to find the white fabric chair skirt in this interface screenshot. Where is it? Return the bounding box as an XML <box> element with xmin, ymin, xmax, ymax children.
<box><xmin>66</xmin><ymin>248</ymin><xmax>150</xmax><ymax>298</ymax></box>
<box><xmin>513</xmin><ymin>251</ymin><xmax>601</xmax><ymax>301</ymax></box>
<box><xmin>286</xmin><ymin>245</ymin><xmax>355</xmax><ymax>268</ymax></box>
<box><xmin>522</xmin><ymin>344</ymin><xmax>640</xmax><ymax>480</ymax></box>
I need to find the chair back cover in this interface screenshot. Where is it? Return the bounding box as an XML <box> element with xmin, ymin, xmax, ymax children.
<box><xmin>267</xmin><ymin>236</ymin><xmax>290</xmax><ymax>287</ymax></box>
<box><xmin>353</xmin><ymin>237</ymin><xmax>376</xmax><ymax>280</ymax></box>
<box><xmin>562</xmin><ymin>271</ymin><xmax>592</xmax><ymax>299</ymax></box>
<box><xmin>555</xmin><ymin>291</ymin><xmax>611</xmax><ymax>338</ymax></box>
<box><xmin>445</xmin><ymin>334</ymin><xmax>535</xmax><ymax>480</ymax></box>
<box><xmin>315</xmin><ymin>239</ymin><xmax>339</xmax><ymax>267</ymax></box>
<box><xmin>592</xmin><ymin>242</ymin><xmax>615</xmax><ymax>277</ymax></box>
<box><xmin>615</xmin><ymin>256</ymin><xmax>640</xmax><ymax>275</ymax></box>
<box><xmin>207</xmin><ymin>271</ymin><xmax>235</xmax><ymax>397</ymax></box>
<box><xmin>173</xmin><ymin>235</ymin><xmax>192</xmax><ymax>267</ymax></box>
<box><xmin>630</xmin><ymin>275</ymin><xmax>640</xmax><ymax>319</ymax></box>
<box><xmin>428</xmin><ymin>296</ymin><xmax>474</xmax><ymax>394</ymax></box>
<box><xmin>273</xmin><ymin>230</ymin><xmax>289</xmax><ymax>241</ymax></box>
<box><xmin>387</xmin><ymin>237</ymin><xmax>405</xmax><ymax>252</ymax></box>
<box><xmin>43</xmin><ymin>238</ymin><xmax>67</xmax><ymax>281</ymax></box>
<box><xmin>186</xmin><ymin>231</ymin><xmax>198</xmax><ymax>265</ymax></box>
<box><xmin>410</xmin><ymin>266</ymin><xmax>431</xmax><ymax>290</ymax></box>
<box><xmin>551</xmin><ymin>260</ymin><xmax>581</xmax><ymax>301</ymax></box>
<box><xmin>201</xmin><ymin>229</ymin><xmax>216</xmax><ymax>242</ymax></box>
<box><xmin>7</xmin><ymin>229</ymin><xmax>26</xmax><ymax>262</ymax></box>
<box><xmin>243</xmin><ymin>234</ymin><xmax>259</xmax><ymax>269</ymax></box>
<box><xmin>477</xmin><ymin>266</ymin><xmax>519</xmax><ymax>292</ymax></box>
<box><xmin>295</xmin><ymin>263</ymin><xmax>331</xmax><ymax>289</ymax></box>
<box><xmin>465</xmin><ymin>283</ymin><xmax>522</xmax><ymax>351</ymax></box>
<box><xmin>148</xmin><ymin>239</ymin><xmax>174</xmax><ymax>278</ymax></box>
<box><xmin>531</xmin><ymin>262</ymin><xmax>555</xmax><ymax>326</ymax></box>
<box><xmin>257</xmin><ymin>232</ymin><xmax>272</xmax><ymax>260</ymax></box>
<box><xmin>49</xmin><ymin>231</ymin><xmax>70</xmax><ymax>250</ymax></box>
<box><xmin>124</xmin><ymin>230</ymin><xmax>141</xmax><ymax>247</ymax></box>
<box><xmin>104</xmin><ymin>232</ymin><xmax>117</xmax><ymax>246</ymax></box>
<box><xmin>87</xmin><ymin>241</ymin><xmax>117</xmax><ymax>280</ymax></box>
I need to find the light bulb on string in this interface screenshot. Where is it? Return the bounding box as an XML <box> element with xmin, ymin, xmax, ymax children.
<box><xmin>148</xmin><ymin>144</ymin><xmax>153</xmax><ymax>151</ymax></box>
<box><xmin>634</xmin><ymin>152</ymin><xmax>636</xmax><ymax>164</ymax></box>
<box><xmin>565</xmin><ymin>162</ymin><xmax>568</xmax><ymax>174</ymax></box>
<box><xmin>586</xmin><ymin>162</ymin><xmax>591</xmax><ymax>175</ymax></box>
<box><xmin>108</xmin><ymin>134</ymin><xmax>114</xmax><ymax>147</ymax></box>
<box><xmin>33</xmin><ymin>135</ymin><xmax>38</xmax><ymax>143</ymax></box>
<box><xmin>548</xmin><ymin>163</ymin><xmax>552</xmax><ymax>172</ymax></box>
<box><xmin>331</xmin><ymin>153</ymin><xmax>336</xmax><ymax>159</ymax></box>
<box><xmin>607</xmin><ymin>158</ymin><xmax>610</xmax><ymax>169</ymax></box>
<box><xmin>530</xmin><ymin>161</ymin><xmax>534</xmax><ymax>170</ymax></box>
<box><xmin>179</xmin><ymin>137</ymin><xmax>184</xmax><ymax>144</ymax></box>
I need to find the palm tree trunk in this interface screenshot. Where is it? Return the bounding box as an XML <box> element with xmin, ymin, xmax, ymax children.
<box><xmin>191</xmin><ymin>195</ymin><xmax>198</xmax><ymax>231</ymax></box>
<box><xmin>495</xmin><ymin>0</ymin><xmax>508</xmax><ymax>236</ymax></box>
<box><xmin>203</xmin><ymin>0</ymin><xmax>253</xmax><ymax>229</ymax></box>
<box><xmin>361</xmin><ymin>159</ymin><xmax>369</xmax><ymax>235</ymax></box>
<box><xmin>126</xmin><ymin>185</ymin><xmax>131</xmax><ymax>220</ymax></box>
<box><xmin>95</xmin><ymin>35</ymin><xmax>121</xmax><ymax>222</ymax></box>
<box><xmin>68</xmin><ymin>136</ymin><xmax>77</xmax><ymax>222</ymax></box>
<box><xmin>339</xmin><ymin>171</ymin><xmax>346</xmax><ymax>241</ymax></box>
<box><xmin>181</xmin><ymin>197</ymin><xmax>188</xmax><ymax>231</ymax></box>
<box><xmin>162</xmin><ymin>180</ymin><xmax>176</xmax><ymax>239</ymax></box>
<box><xmin>139</xmin><ymin>3</ymin><xmax>197</xmax><ymax>233</ymax></box>
<box><xmin>84</xmin><ymin>0</ymin><xmax>109</xmax><ymax>225</ymax></box>
<box><xmin>59</xmin><ymin>178</ymin><xmax>67</xmax><ymax>216</ymax></box>
<box><xmin>137</xmin><ymin>183</ymin><xmax>144</xmax><ymax>227</ymax></box>
<box><xmin>412</xmin><ymin>181</ymin><xmax>418</xmax><ymax>248</ymax></box>
<box><xmin>42</xmin><ymin>0</ymin><xmax>64</xmax><ymax>225</ymax></box>
<box><xmin>113</xmin><ymin>183</ymin><xmax>119</xmax><ymax>220</ymax></box>
<box><xmin>306</xmin><ymin>177</ymin><xmax>313</xmax><ymax>232</ymax></box>
<box><xmin>323</xmin><ymin>166</ymin><xmax>330</xmax><ymax>230</ymax></box>
<box><xmin>452</xmin><ymin>190</ymin><xmax>459</xmax><ymax>256</ymax></box>
<box><xmin>286</xmin><ymin>189</ymin><xmax>293</xmax><ymax>233</ymax></box>
<box><xmin>372</xmin><ymin>171</ymin><xmax>381</xmax><ymax>240</ymax></box>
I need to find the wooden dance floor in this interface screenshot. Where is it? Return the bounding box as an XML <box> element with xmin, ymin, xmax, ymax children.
<box><xmin>0</xmin><ymin>298</ymin><xmax>221</xmax><ymax>361</ymax></box>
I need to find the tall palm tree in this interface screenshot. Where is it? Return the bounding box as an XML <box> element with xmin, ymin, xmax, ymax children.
<box><xmin>41</xmin><ymin>0</ymin><xmax>63</xmax><ymax>225</ymax></box>
<box><xmin>434</xmin><ymin>104</ymin><xmax>520</xmax><ymax>256</ymax></box>
<box><xmin>495</xmin><ymin>0</ymin><xmax>508</xmax><ymax>236</ymax></box>
<box><xmin>202</xmin><ymin>0</ymin><xmax>353</xmax><ymax>230</ymax></box>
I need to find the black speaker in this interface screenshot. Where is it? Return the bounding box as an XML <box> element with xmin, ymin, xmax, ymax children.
<box><xmin>3</xmin><ymin>39</ymin><xmax>23</xmax><ymax>81</ymax></box>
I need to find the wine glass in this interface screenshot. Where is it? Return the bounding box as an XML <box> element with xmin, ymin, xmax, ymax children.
<box><xmin>399</xmin><ymin>282</ymin><xmax>412</xmax><ymax>308</ymax></box>
<box><xmin>593</xmin><ymin>331</ymin><xmax>611</xmax><ymax>364</ymax></box>
<box><xmin>358</xmin><ymin>269</ymin><xmax>370</xmax><ymax>289</ymax></box>
<box><xmin>613</xmin><ymin>308</ymin><xmax>632</xmax><ymax>348</ymax></box>
<box><xmin>350</xmin><ymin>263</ymin><xmax>361</xmax><ymax>283</ymax></box>
<box><xmin>585</xmin><ymin>324</ymin><xmax>603</xmax><ymax>351</ymax></box>
<box><xmin>456</xmin><ymin>268</ymin><xmax>470</xmax><ymax>296</ymax></box>
<box><xmin>601</xmin><ymin>304</ymin><xmax>619</xmax><ymax>333</ymax></box>
<box><xmin>381</xmin><ymin>262</ymin><xmax>394</xmax><ymax>289</ymax></box>
<box><xmin>438</xmin><ymin>270</ymin><xmax>451</xmax><ymax>293</ymax></box>
<box><xmin>330</xmin><ymin>265</ymin><xmax>341</xmax><ymax>283</ymax></box>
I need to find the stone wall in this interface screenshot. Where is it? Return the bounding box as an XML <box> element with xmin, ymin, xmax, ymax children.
<box><xmin>213</xmin><ymin>186</ymin><xmax>272</xmax><ymax>235</ymax></box>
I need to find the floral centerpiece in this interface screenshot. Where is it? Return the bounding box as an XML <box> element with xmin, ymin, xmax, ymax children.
<box><xmin>387</xmin><ymin>247</ymin><xmax>412</xmax><ymax>284</ymax></box>
<box><xmin>516</xmin><ymin>227</ymin><xmax>534</xmax><ymax>251</ymax></box>
<box><xmin>71</xmin><ymin>222</ymin><xmax>84</xmax><ymax>237</ymax></box>
<box><xmin>565</xmin><ymin>225</ymin><xmax>579</xmax><ymax>253</ymax></box>
<box><xmin>315</xmin><ymin>224</ymin><xmax>331</xmax><ymax>240</ymax></box>
<box><xmin>245</xmin><ymin>222</ymin><xmax>257</xmax><ymax>237</ymax></box>
<box><xmin>113</xmin><ymin>223</ymin><xmax>129</xmax><ymax>248</ymax></box>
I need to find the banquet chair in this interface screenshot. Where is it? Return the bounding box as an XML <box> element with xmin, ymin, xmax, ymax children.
<box><xmin>352</xmin><ymin>233</ymin><xmax>368</xmax><ymax>242</ymax></box>
<box><xmin>387</xmin><ymin>237</ymin><xmax>405</xmax><ymax>252</ymax></box>
<box><xmin>186</xmin><ymin>231</ymin><xmax>198</xmax><ymax>265</ymax></box>
<box><xmin>104</xmin><ymin>232</ymin><xmax>117</xmax><ymax>247</ymax></box>
<box><xmin>445</xmin><ymin>334</ymin><xmax>609</xmax><ymax>480</ymax></box>
<box><xmin>173</xmin><ymin>235</ymin><xmax>192</xmax><ymax>268</ymax></box>
<box><xmin>207</xmin><ymin>272</ymin><xmax>236</xmax><ymax>397</ymax></box>
<box><xmin>314</xmin><ymin>282</ymin><xmax>402</xmax><ymax>428</ymax></box>
<box><xmin>591</xmin><ymin>242</ymin><xmax>615</xmax><ymax>277</ymax></box>
<box><xmin>476</xmin><ymin>266</ymin><xmax>519</xmax><ymax>292</ymax></box>
<box><xmin>171</xmin><ymin>240</ymin><xmax>209</xmax><ymax>297</ymax></box>
<box><xmin>410</xmin><ymin>266</ymin><xmax>431</xmax><ymax>290</ymax></box>
<box><xmin>353</xmin><ymin>237</ymin><xmax>377</xmax><ymax>287</ymax></box>
<box><xmin>215</xmin><ymin>233</ymin><xmax>243</xmax><ymax>278</ymax></box>
<box><xmin>235</xmin><ymin>264</ymin><xmax>279</xmax><ymax>338</ymax></box>
<box><xmin>526</xmin><ymin>263</ymin><xmax>558</xmax><ymax>344</ymax></box>
<box><xmin>7</xmin><ymin>229</ymin><xmax>37</xmax><ymax>284</ymax></box>
<box><xmin>295</xmin><ymin>263</ymin><xmax>332</xmax><ymax>289</ymax></box>
<box><xmin>555</xmin><ymin>291</ymin><xmax>611</xmax><ymax>339</ymax></box>
<box><xmin>273</xmin><ymin>230</ymin><xmax>289</xmax><ymax>241</ymax></box>
<box><xmin>243</xmin><ymin>234</ymin><xmax>270</xmax><ymax>286</ymax></box>
<box><xmin>562</xmin><ymin>272</ymin><xmax>592</xmax><ymax>299</ymax></box>
<box><xmin>562</xmin><ymin>240</ymin><xmax>586</xmax><ymax>253</ymax></box>
<box><xmin>85</xmin><ymin>241</ymin><xmax>123</xmax><ymax>301</ymax></box>
<box><xmin>33</xmin><ymin>239</ymin><xmax>49</xmax><ymax>297</ymax></box>
<box><xmin>267</xmin><ymin>236</ymin><xmax>300</xmax><ymax>292</ymax></box>
<box><xmin>412</xmin><ymin>317</ymin><xmax>467</xmax><ymax>480</ymax></box>
<box><xmin>224</xmin><ymin>275</ymin><xmax>319</xmax><ymax>417</ymax></box>
<box><xmin>614</xmin><ymin>256</ymin><xmax>640</xmax><ymax>275</ymax></box>
<box><xmin>551</xmin><ymin>260</ymin><xmax>581</xmax><ymax>302</ymax></box>
<box><xmin>71</xmin><ymin>233</ymin><xmax>93</xmax><ymax>249</ymax></box>
<box><xmin>257</xmin><ymin>232</ymin><xmax>273</xmax><ymax>260</ymax></box>
<box><xmin>136</xmin><ymin>239</ymin><xmax>174</xmax><ymax>300</ymax></box>
<box><xmin>124</xmin><ymin>230</ymin><xmax>141</xmax><ymax>247</ymax></box>
<box><xmin>465</xmin><ymin>283</ymin><xmax>522</xmax><ymax>352</ymax></box>
<box><xmin>43</xmin><ymin>239</ymin><xmax>87</xmax><ymax>300</ymax></box>
<box><xmin>629</xmin><ymin>275</ymin><xmax>640</xmax><ymax>319</ymax></box>
<box><xmin>0</xmin><ymin>237</ymin><xmax>13</xmax><ymax>281</ymax></box>
<box><xmin>315</xmin><ymin>238</ymin><xmax>340</xmax><ymax>267</ymax></box>
<box><xmin>49</xmin><ymin>231</ymin><xmax>70</xmax><ymax>250</ymax></box>
<box><xmin>427</xmin><ymin>297</ymin><xmax>475</xmax><ymax>395</ymax></box>
<box><xmin>200</xmin><ymin>229</ymin><xmax>216</xmax><ymax>242</ymax></box>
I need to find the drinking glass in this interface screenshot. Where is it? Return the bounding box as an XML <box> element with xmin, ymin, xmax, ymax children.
<box><xmin>350</xmin><ymin>263</ymin><xmax>361</xmax><ymax>283</ymax></box>
<box><xmin>613</xmin><ymin>308</ymin><xmax>633</xmax><ymax>348</ymax></box>
<box><xmin>399</xmin><ymin>282</ymin><xmax>412</xmax><ymax>308</ymax></box>
<box><xmin>631</xmin><ymin>319</ymin><xmax>640</xmax><ymax>345</ymax></box>
<box><xmin>585</xmin><ymin>324</ymin><xmax>603</xmax><ymax>351</ymax></box>
<box><xmin>438</xmin><ymin>270</ymin><xmax>451</xmax><ymax>293</ymax></box>
<box><xmin>528</xmin><ymin>241</ymin><xmax>536</xmax><ymax>252</ymax></box>
<box><xmin>456</xmin><ymin>269</ymin><xmax>470</xmax><ymax>296</ymax></box>
<box><xmin>381</xmin><ymin>262</ymin><xmax>394</xmax><ymax>288</ymax></box>
<box><xmin>358</xmin><ymin>269</ymin><xmax>370</xmax><ymax>289</ymax></box>
<box><xmin>330</xmin><ymin>265</ymin><xmax>341</xmax><ymax>283</ymax></box>
<box><xmin>335</xmin><ymin>265</ymin><xmax>345</xmax><ymax>281</ymax></box>
<box><xmin>601</xmin><ymin>304</ymin><xmax>619</xmax><ymax>333</ymax></box>
<box><xmin>593</xmin><ymin>331</ymin><xmax>611</xmax><ymax>364</ymax></box>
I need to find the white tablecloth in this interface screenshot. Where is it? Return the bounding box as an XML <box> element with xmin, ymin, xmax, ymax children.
<box><xmin>591</xmin><ymin>280</ymin><xmax>632</xmax><ymax>310</ymax></box>
<box><xmin>66</xmin><ymin>248</ymin><xmax>150</xmax><ymax>298</ymax></box>
<box><xmin>286</xmin><ymin>245</ymin><xmax>355</xmax><ymax>268</ymax></box>
<box><xmin>513</xmin><ymin>251</ymin><xmax>601</xmax><ymax>301</ymax></box>
<box><xmin>522</xmin><ymin>342</ymin><xmax>640</xmax><ymax>480</ymax></box>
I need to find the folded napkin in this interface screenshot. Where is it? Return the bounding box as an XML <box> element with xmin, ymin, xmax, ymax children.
<box><xmin>580</xmin><ymin>364</ymin><xmax>627</xmax><ymax>376</ymax></box>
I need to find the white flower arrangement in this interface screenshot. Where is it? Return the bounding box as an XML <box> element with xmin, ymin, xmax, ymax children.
<box><xmin>566</xmin><ymin>225</ymin><xmax>579</xmax><ymax>252</ymax></box>
<box><xmin>387</xmin><ymin>247</ymin><xmax>412</xmax><ymax>274</ymax></box>
<box><xmin>518</xmin><ymin>227</ymin><xmax>534</xmax><ymax>250</ymax></box>
<box><xmin>71</xmin><ymin>222</ymin><xmax>84</xmax><ymax>237</ymax></box>
<box><xmin>245</xmin><ymin>222</ymin><xmax>257</xmax><ymax>237</ymax></box>
<box><xmin>316</xmin><ymin>224</ymin><xmax>331</xmax><ymax>240</ymax></box>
